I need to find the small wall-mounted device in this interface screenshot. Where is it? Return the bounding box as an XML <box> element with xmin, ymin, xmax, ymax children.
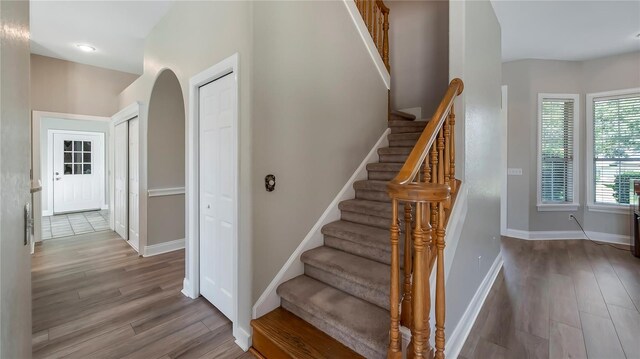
<box><xmin>265</xmin><ymin>174</ymin><xmax>276</xmax><ymax>192</ymax></box>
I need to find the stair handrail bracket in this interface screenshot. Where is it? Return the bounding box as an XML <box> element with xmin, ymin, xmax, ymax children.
<box><xmin>386</xmin><ymin>78</ymin><xmax>464</xmax><ymax>359</ymax></box>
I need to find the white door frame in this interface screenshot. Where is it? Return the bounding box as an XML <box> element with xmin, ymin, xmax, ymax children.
<box><xmin>110</xmin><ymin>102</ymin><xmax>143</xmax><ymax>254</ymax></box>
<box><xmin>31</xmin><ymin>111</ymin><xmax>110</xmax><ymax>243</ymax></box>
<box><xmin>500</xmin><ymin>85</ymin><xmax>508</xmax><ymax>236</ymax></box>
<box><xmin>185</xmin><ymin>53</ymin><xmax>240</xmax><ymax>343</ymax></box>
<box><xmin>49</xmin><ymin>129</ymin><xmax>106</xmax><ymax>214</ymax></box>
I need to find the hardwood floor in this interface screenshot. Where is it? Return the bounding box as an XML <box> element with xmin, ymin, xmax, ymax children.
<box><xmin>460</xmin><ymin>237</ymin><xmax>640</xmax><ymax>359</ymax></box>
<box><xmin>32</xmin><ymin>230</ymin><xmax>252</xmax><ymax>359</ymax></box>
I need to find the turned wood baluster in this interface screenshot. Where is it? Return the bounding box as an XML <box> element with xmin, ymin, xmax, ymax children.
<box><xmin>444</xmin><ymin>115</ymin><xmax>451</xmax><ymax>190</ymax></box>
<box><xmin>408</xmin><ymin>202</ymin><xmax>428</xmax><ymax>359</ymax></box>
<box><xmin>382</xmin><ymin>6</ymin><xmax>389</xmax><ymax>71</ymax></box>
<box><xmin>388</xmin><ymin>199</ymin><xmax>402</xmax><ymax>359</ymax></box>
<box><xmin>401</xmin><ymin>202</ymin><xmax>413</xmax><ymax>328</ymax></box>
<box><xmin>373</xmin><ymin>6</ymin><xmax>378</xmax><ymax>47</ymax></box>
<box><xmin>435</xmin><ymin>202</ymin><xmax>446</xmax><ymax>359</ymax></box>
<box><xmin>449</xmin><ymin>108</ymin><xmax>456</xmax><ymax>193</ymax></box>
<box><xmin>437</xmin><ymin>127</ymin><xmax>445</xmax><ymax>185</ymax></box>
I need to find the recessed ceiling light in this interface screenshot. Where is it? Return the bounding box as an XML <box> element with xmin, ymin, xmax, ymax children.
<box><xmin>75</xmin><ymin>44</ymin><xmax>96</xmax><ymax>52</ymax></box>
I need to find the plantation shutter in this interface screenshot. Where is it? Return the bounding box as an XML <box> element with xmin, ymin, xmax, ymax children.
<box><xmin>541</xmin><ymin>98</ymin><xmax>574</xmax><ymax>203</ymax></box>
<box><xmin>593</xmin><ymin>94</ymin><xmax>640</xmax><ymax>205</ymax></box>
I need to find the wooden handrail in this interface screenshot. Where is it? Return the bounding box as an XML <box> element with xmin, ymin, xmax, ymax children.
<box><xmin>386</xmin><ymin>78</ymin><xmax>464</xmax><ymax>359</ymax></box>
<box><xmin>389</xmin><ymin>78</ymin><xmax>464</xmax><ymax>187</ymax></box>
<box><xmin>354</xmin><ymin>0</ymin><xmax>390</xmax><ymax>71</ymax></box>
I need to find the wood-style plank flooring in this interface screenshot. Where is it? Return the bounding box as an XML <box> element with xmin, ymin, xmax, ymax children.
<box><xmin>32</xmin><ymin>230</ymin><xmax>252</xmax><ymax>359</ymax></box>
<box><xmin>460</xmin><ymin>237</ymin><xmax>640</xmax><ymax>359</ymax></box>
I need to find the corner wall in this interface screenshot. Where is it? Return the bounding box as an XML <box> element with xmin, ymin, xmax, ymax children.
<box><xmin>31</xmin><ymin>54</ymin><xmax>138</xmax><ymax>117</ymax></box>
<box><xmin>251</xmin><ymin>0</ymin><xmax>388</xmax><ymax>301</ymax></box>
<box><xmin>446</xmin><ymin>0</ymin><xmax>503</xmax><ymax>338</ymax></box>
<box><xmin>388</xmin><ymin>0</ymin><xmax>449</xmax><ymax>117</ymax></box>
<box><xmin>503</xmin><ymin>51</ymin><xmax>640</xmax><ymax>237</ymax></box>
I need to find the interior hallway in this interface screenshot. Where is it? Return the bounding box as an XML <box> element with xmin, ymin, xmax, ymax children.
<box><xmin>32</xmin><ymin>230</ymin><xmax>252</xmax><ymax>359</ymax></box>
<box><xmin>460</xmin><ymin>237</ymin><xmax>640</xmax><ymax>359</ymax></box>
<box><xmin>41</xmin><ymin>210</ymin><xmax>110</xmax><ymax>239</ymax></box>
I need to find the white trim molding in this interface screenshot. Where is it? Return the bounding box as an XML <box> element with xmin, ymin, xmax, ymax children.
<box><xmin>186</xmin><ymin>53</ymin><xmax>244</xmax><ymax>347</ymax></box>
<box><xmin>446</xmin><ymin>252</ymin><xmax>503</xmax><ymax>359</ymax></box>
<box><xmin>253</xmin><ymin>128</ymin><xmax>391</xmax><ymax>319</ymax></box>
<box><xmin>148</xmin><ymin>187</ymin><xmax>185</xmax><ymax>197</ymax></box>
<box><xmin>143</xmin><ymin>238</ymin><xmax>185</xmax><ymax>257</ymax></box>
<box><xmin>536</xmin><ymin>93</ymin><xmax>580</xmax><ymax>211</ymax></box>
<box><xmin>586</xmin><ymin>87</ymin><xmax>640</xmax><ymax>214</ymax></box>
<box><xmin>505</xmin><ymin>228</ymin><xmax>631</xmax><ymax>245</ymax></box>
<box><xmin>342</xmin><ymin>0</ymin><xmax>390</xmax><ymax>90</ymax></box>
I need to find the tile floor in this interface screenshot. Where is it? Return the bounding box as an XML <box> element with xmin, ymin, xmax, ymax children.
<box><xmin>41</xmin><ymin>210</ymin><xmax>110</xmax><ymax>239</ymax></box>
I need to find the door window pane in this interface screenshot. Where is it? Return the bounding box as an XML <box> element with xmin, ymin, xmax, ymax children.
<box><xmin>64</xmin><ymin>152</ymin><xmax>72</xmax><ymax>162</ymax></box>
<box><xmin>83</xmin><ymin>153</ymin><xmax>91</xmax><ymax>163</ymax></box>
<box><xmin>83</xmin><ymin>164</ymin><xmax>92</xmax><ymax>174</ymax></box>
<box><xmin>64</xmin><ymin>164</ymin><xmax>73</xmax><ymax>175</ymax></box>
<box><xmin>74</xmin><ymin>164</ymin><xmax>82</xmax><ymax>174</ymax></box>
<box><xmin>64</xmin><ymin>141</ymin><xmax>72</xmax><ymax>151</ymax></box>
<box><xmin>74</xmin><ymin>153</ymin><xmax>82</xmax><ymax>163</ymax></box>
<box><xmin>83</xmin><ymin>141</ymin><xmax>91</xmax><ymax>151</ymax></box>
<box><xmin>74</xmin><ymin>141</ymin><xmax>82</xmax><ymax>151</ymax></box>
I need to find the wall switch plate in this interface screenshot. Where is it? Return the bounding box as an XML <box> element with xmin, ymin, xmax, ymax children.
<box><xmin>507</xmin><ymin>168</ymin><xmax>523</xmax><ymax>176</ymax></box>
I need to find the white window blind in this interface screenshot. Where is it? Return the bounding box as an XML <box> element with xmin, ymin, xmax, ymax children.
<box><xmin>540</xmin><ymin>98</ymin><xmax>575</xmax><ymax>203</ymax></box>
<box><xmin>593</xmin><ymin>94</ymin><xmax>640</xmax><ymax>205</ymax></box>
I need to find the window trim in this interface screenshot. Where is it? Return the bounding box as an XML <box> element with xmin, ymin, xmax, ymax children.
<box><xmin>537</xmin><ymin>93</ymin><xmax>580</xmax><ymax>212</ymax></box>
<box><xmin>586</xmin><ymin>87</ymin><xmax>640</xmax><ymax>214</ymax></box>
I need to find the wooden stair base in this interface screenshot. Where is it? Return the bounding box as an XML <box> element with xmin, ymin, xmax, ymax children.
<box><xmin>250</xmin><ymin>307</ymin><xmax>364</xmax><ymax>359</ymax></box>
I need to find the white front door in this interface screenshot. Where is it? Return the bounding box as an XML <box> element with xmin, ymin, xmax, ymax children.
<box><xmin>52</xmin><ymin>132</ymin><xmax>104</xmax><ymax>214</ymax></box>
<box><xmin>199</xmin><ymin>72</ymin><xmax>236</xmax><ymax>320</ymax></box>
<box><xmin>128</xmin><ymin>118</ymin><xmax>140</xmax><ymax>250</ymax></box>
<box><xmin>114</xmin><ymin>122</ymin><xmax>128</xmax><ymax>240</ymax></box>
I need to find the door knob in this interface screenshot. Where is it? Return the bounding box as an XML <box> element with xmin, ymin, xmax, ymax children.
<box><xmin>55</xmin><ymin>177</ymin><xmax>61</xmax><ymax>181</ymax></box>
<box><xmin>207</xmin><ymin>204</ymin><xmax>211</xmax><ymax>209</ymax></box>
<box><xmin>55</xmin><ymin>172</ymin><xmax>59</xmax><ymax>175</ymax></box>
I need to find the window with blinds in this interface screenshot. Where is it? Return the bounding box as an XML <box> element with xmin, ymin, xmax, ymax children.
<box><xmin>592</xmin><ymin>93</ymin><xmax>640</xmax><ymax>205</ymax></box>
<box><xmin>540</xmin><ymin>96</ymin><xmax>576</xmax><ymax>204</ymax></box>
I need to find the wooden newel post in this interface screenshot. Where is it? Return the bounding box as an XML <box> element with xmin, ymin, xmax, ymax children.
<box><xmin>388</xmin><ymin>199</ymin><xmax>402</xmax><ymax>359</ymax></box>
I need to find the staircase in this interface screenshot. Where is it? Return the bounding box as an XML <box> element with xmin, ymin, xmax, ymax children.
<box><xmin>251</xmin><ymin>116</ymin><xmax>421</xmax><ymax>358</ymax></box>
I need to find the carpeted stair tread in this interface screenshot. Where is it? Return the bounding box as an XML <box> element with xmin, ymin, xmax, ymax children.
<box><xmin>277</xmin><ymin>275</ymin><xmax>389</xmax><ymax>358</ymax></box>
<box><xmin>321</xmin><ymin>220</ymin><xmax>389</xmax><ymax>251</ymax></box>
<box><xmin>339</xmin><ymin>199</ymin><xmax>392</xmax><ymax>219</ymax></box>
<box><xmin>378</xmin><ymin>147</ymin><xmax>413</xmax><ymax>155</ymax></box>
<box><xmin>353</xmin><ymin>179</ymin><xmax>389</xmax><ymax>192</ymax></box>
<box><xmin>301</xmin><ymin>246</ymin><xmax>390</xmax><ymax>309</ymax></box>
<box><xmin>367</xmin><ymin>162</ymin><xmax>405</xmax><ymax>172</ymax></box>
<box><xmin>389</xmin><ymin>110</ymin><xmax>416</xmax><ymax>121</ymax></box>
<box><xmin>388</xmin><ymin>132</ymin><xmax>421</xmax><ymax>141</ymax></box>
<box><xmin>388</xmin><ymin>120</ymin><xmax>427</xmax><ymax>133</ymax></box>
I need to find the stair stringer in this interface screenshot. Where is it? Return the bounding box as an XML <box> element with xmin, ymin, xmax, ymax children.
<box><xmin>252</xmin><ymin>128</ymin><xmax>391</xmax><ymax>320</ymax></box>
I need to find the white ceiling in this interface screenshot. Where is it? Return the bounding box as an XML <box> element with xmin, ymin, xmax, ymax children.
<box><xmin>30</xmin><ymin>1</ymin><xmax>174</xmax><ymax>74</ymax></box>
<box><xmin>491</xmin><ymin>0</ymin><xmax>640</xmax><ymax>62</ymax></box>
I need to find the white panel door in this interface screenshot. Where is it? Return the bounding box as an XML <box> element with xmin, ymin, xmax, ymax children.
<box><xmin>53</xmin><ymin>132</ymin><xmax>104</xmax><ymax>214</ymax></box>
<box><xmin>114</xmin><ymin>122</ymin><xmax>128</xmax><ymax>240</ymax></box>
<box><xmin>199</xmin><ymin>72</ymin><xmax>236</xmax><ymax>320</ymax></box>
<box><xmin>128</xmin><ymin>118</ymin><xmax>140</xmax><ymax>250</ymax></box>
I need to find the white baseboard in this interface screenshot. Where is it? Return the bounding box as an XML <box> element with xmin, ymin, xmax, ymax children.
<box><xmin>504</xmin><ymin>228</ymin><xmax>630</xmax><ymax>245</ymax></box>
<box><xmin>181</xmin><ymin>278</ymin><xmax>197</xmax><ymax>299</ymax></box>
<box><xmin>252</xmin><ymin>128</ymin><xmax>390</xmax><ymax>319</ymax></box>
<box><xmin>143</xmin><ymin>238</ymin><xmax>185</xmax><ymax>257</ymax></box>
<box><xmin>234</xmin><ymin>326</ymin><xmax>251</xmax><ymax>351</ymax></box>
<box><xmin>446</xmin><ymin>252</ymin><xmax>503</xmax><ymax>359</ymax></box>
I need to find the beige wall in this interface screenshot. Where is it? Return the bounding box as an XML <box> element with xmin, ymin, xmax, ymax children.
<box><xmin>252</xmin><ymin>1</ymin><xmax>388</xmax><ymax>300</ymax></box>
<box><xmin>446</xmin><ymin>0</ymin><xmax>503</xmax><ymax>336</ymax></box>
<box><xmin>119</xmin><ymin>0</ymin><xmax>254</xmax><ymax>342</ymax></box>
<box><xmin>388</xmin><ymin>0</ymin><xmax>449</xmax><ymax>117</ymax></box>
<box><xmin>0</xmin><ymin>1</ymin><xmax>32</xmax><ymax>357</ymax></box>
<box><xmin>503</xmin><ymin>51</ymin><xmax>640</xmax><ymax>236</ymax></box>
<box><xmin>147</xmin><ymin>69</ymin><xmax>185</xmax><ymax>246</ymax></box>
<box><xmin>31</xmin><ymin>54</ymin><xmax>138</xmax><ymax>117</ymax></box>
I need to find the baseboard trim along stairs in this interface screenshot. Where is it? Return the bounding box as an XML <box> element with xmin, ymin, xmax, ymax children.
<box><xmin>251</xmin><ymin>114</ymin><xmax>471</xmax><ymax>358</ymax></box>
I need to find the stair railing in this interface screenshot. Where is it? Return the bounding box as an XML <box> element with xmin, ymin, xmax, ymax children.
<box><xmin>387</xmin><ymin>78</ymin><xmax>464</xmax><ymax>359</ymax></box>
<box><xmin>354</xmin><ymin>0</ymin><xmax>390</xmax><ymax>71</ymax></box>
